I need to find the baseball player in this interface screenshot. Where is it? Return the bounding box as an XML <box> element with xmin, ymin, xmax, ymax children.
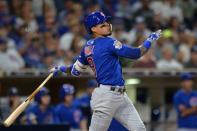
<box><xmin>173</xmin><ymin>73</ymin><xmax>197</xmax><ymax>131</ymax></box>
<box><xmin>51</xmin><ymin>11</ymin><xmax>162</xmax><ymax>131</ymax></box>
<box><xmin>55</xmin><ymin>84</ymin><xmax>87</xmax><ymax>131</ymax></box>
<box><xmin>73</xmin><ymin>79</ymin><xmax>97</xmax><ymax>127</ymax></box>
<box><xmin>26</xmin><ymin>87</ymin><xmax>56</xmax><ymax>124</ymax></box>
<box><xmin>1</xmin><ymin>87</ymin><xmax>26</xmax><ymax>124</ymax></box>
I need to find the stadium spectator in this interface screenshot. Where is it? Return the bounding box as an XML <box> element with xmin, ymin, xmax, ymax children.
<box><xmin>15</xmin><ymin>0</ymin><xmax>38</xmax><ymax>33</ymax></box>
<box><xmin>133</xmin><ymin>48</ymin><xmax>156</xmax><ymax>68</ymax></box>
<box><xmin>176</xmin><ymin>29</ymin><xmax>193</xmax><ymax>64</ymax></box>
<box><xmin>22</xmin><ymin>32</ymin><xmax>44</xmax><ymax>68</ymax></box>
<box><xmin>185</xmin><ymin>44</ymin><xmax>197</xmax><ymax>68</ymax></box>
<box><xmin>60</xmin><ymin>18</ymin><xmax>86</xmax><ymax>55</ymax></box>
<box><xmin>133</xmin><ymin>0</ymin><xmax>154</xmax><ymax>25</ymax></box>
<box><xmin>160</xmin><ymin>0</ymin><xmax>183</xmax><ymax>22</ymax></box>
<box><xmin>177</xmin><ymin>0</ymin><xmax>196</xmax><ymax>29</ymax></box>
<box><xmin>0</xmin><ymin>0</ymin><xmax>196</xmax><ymax>70</ymax></box>
<box><xmin>0</xmin><ymin>37</ymin><xmax>24</xmax><ymax>71</ymax></box>
<box><xmin>115</xmin><ymin>0</ymin><xmax>134</xmax><ymax>20</ymax></box>
<box><xmin>55</xmin><ymin>84</ymin><xmax>87</xmax><ymax>131</ymax></box>
<box><xmin>127</xmin><ymin>16</ymin><xmax>151</xmax><ymax>44</ymax></box>
<box><xmin>173</xmin><ymin>73</ymin><xmax>197</xmax><ymax>131</ymax></box>
<box><xmin>148</xmin><ymin>11</ymin><xmax>166</xmax><ymax>32</ymax></box>
<box><xmin>111</xmin><ymin>18</ymin><xmax>128</xmax><ymax>43</ymax></box>
<box><xmin>0</xmin><ymin>87</ymin><xmax>26</xmax><ymax>124</ymax></box>
<box><xmin>26</xmin><ymin>87</ymin><xmax>56</xmax><ymax>124</ymax></box>
<box><xmin>156</xmin><ymin>44</ymin><xmax>183</xmax><ymax>70</ymax></box>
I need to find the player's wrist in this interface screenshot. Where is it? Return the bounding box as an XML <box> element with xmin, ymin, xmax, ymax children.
<box><xmin>59</xmin><ymin>65</ymin><xmax>67</xmax><ymax>73</ymax></box>
<box><xmin>143</xmin><ymin>40</ymin><xmax>152</xmax><ymax>50</ymax></box>
<box><xmin>70</xmin><ymin>64</ymin><xmax>81</xmax><ymax>76</ymax></box>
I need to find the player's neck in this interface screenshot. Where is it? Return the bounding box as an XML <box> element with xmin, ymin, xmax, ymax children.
<box><xmin>93</xmin><ymin>34</ymin><xmax>105</xmax><ymax>38</ymax></box>
<box><xmin>39</xmin><ymin>104</ymin><xmax>48</xmax><ymax>112</ymax></box>
<box><xmin>64</xmin><ymin>102</ymin><xmax>72</xmax><ymax>107</ymax></box>
<box><xmin>92</xmin><ymin>33</ymin><xmax>109</xmax><ymax>38</ymax></box>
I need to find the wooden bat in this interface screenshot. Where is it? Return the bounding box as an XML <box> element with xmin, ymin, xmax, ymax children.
<box><xmin>3</xmin><ymin>73</ymin><xmax>53</xmax><ymax>127</ymax></box>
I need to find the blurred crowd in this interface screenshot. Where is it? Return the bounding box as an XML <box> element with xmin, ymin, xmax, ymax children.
<box><xmin>0</xmin><ymin>0</ymin><xmax>197</xmax><ymax>72</ymax></box>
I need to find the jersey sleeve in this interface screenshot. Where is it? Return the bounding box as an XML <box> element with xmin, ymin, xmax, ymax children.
<box><xmin>173</xmin><ymin>94</ymin><xmax>184</xmax><ymax>113</ymax></box>
<box><xmin>77</xmin><ymin>46</ymin><xmax>88</xmax><ymax>65</ymax></box>
<box><xmin>108</xmin><ymin>39</ymin><xmax>141</xmax><ymax>59</ymax></box>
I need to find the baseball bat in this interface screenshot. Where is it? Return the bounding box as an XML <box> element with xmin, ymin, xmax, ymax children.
<box><xmin>3</xmin><ymin>73</ymin><xmax>53</xmax><ymax>127</ymax></box>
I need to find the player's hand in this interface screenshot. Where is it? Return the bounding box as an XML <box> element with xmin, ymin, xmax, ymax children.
<box><xmin>50</xmin><ymin>65</ymin><xmax>67</xmax><ymax>77</ymax></box>
<box><xmin>70</xmin><ymin>64</ymin><xmax>80</xmax><ymax>76</ymax></box>
<box><xmin>147</xmin><ymin>29</ymin><xmax>162</xmax><ymax>42</ymax></box>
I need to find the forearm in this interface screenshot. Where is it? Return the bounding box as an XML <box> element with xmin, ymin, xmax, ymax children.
<box><xmin>70</xmin><ymin>60</ymin><xmax>88</xmax><ymax>76</ymax></box>
<box><xmin>181</xmin><ymin>106</ymin><xmax>197</xmax><ymax>117</ymax></box>
<box><xmin>138</xmin><ymin>40</ymin><xmax>152</xmax><ymax>56</ymax></box>
<box><xmin>80</xmin><ymin>119</ymin><xmax>88</xmax><ymax>131</ymax></box>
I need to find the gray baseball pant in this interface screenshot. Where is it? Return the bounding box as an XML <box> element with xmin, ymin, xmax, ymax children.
<box><xmin>89</xmin><ymin>85</ymin><xmax>146</xmax><ymax>131</ymax></box>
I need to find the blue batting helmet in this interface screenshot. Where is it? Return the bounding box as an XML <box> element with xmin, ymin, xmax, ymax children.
<box><xmin>180</xmin><ymin>72</ymin><xmax>193</xmax><ymax>81</ymax></box>
<box><xmin>59</xmin><ymin>84</ymin><xmax>75</xmax><ymax>99</ymax></box>
<box><xmin>35</xmin><ymin>87</ymin><xmax>49</xmax><ymax>103</ymax></box>
<box><xmin>84</xmin><ymin>11</ymin><xmax>110</xmax><ymax>34</ymax></box>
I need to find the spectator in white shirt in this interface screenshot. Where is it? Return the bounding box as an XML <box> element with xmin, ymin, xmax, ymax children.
<box><xmin>0</xmin><ymin>38</ymin><xmax>24</xmax><ymax>72</ymax></box>
<box><xmin>157</xmin><ymin>44</ymin><xmax>183</xmax><ymax>70</ymax></box>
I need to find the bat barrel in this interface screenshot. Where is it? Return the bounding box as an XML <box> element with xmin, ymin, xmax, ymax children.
<box><xmin>3</xmin><ymin>73</ymin><xmax>53</xmax><ymax>127</ymax></box>
<box><xmin>4</xmin><ymin>101</ymin><xmax>30</xmax><ymax>127</ymax></box>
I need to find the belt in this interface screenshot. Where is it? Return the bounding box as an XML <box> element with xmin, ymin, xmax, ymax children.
<box><xmin>99</xmin><ymin>84</ymin><xmax>126</xmax><ymax>94</ymax></box>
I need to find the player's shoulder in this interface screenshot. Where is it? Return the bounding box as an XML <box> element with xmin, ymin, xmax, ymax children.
<box><xmin>85</xmin><ymin>39</ymin><xmax>95</xmax><ymax>46</ymax></box>
<box><xmin>55</xmin><ymin>103</ymin><xmax>64</xmax><ymax>111</ymax></box>
<box><xmin>94</xmin><ymin>36</ymin><xmax>115</xmax><ymax>43</ymax></box>
<box><xmin>174</xmin><ymin>89</ymin><xmax>184</xmax><ymax>99</ymax></box>
<box><xmin>27</xmin><ymin>103</ymin><xmax>40</xmax><ymax>113</ymax></box>
<box><xmin>191</xmin><ymin>90</ymin><xmax>197</xmax><ymax>96</ymax></box>
<box><xmin>48</xmin><ymin>105</ymin><xmax>55</xmax><ymax>111</ymax></box>
<box><xmin>85</xmin><ymin>37</ymin><xmax>114</xmax><ymax>45</ymax></box>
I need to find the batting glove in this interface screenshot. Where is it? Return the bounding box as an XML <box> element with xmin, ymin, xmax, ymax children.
<box><xmin>143</xmin><ymin>29</ymin><xmax>162</xmax><ymax>50</ymax></box>
<box><xmin>50</xmin><ymin>65</ymin><xmax>67</xmax><ymax>77</ymax></box>
<box><xmin>70</xmin><ymin>64</ymin><xmax>80</xmax><ymax>76</ymax></box>
<box><xmin>147</xmin><ymin>29</ymin><xmax>162</xmax><ymax>42</ymax></box>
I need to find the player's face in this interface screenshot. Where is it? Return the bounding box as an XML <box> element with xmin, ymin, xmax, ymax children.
<box><xmin>41</xmin><ymin>95</ymin><xmax>51</xmax><ymax>106</ymax></box>
<box><xmin>92</xmin><ymin>22</ymin><xmax>112</xmax><ymax>36</ymax></box>
<box><xmin>64</xmin><ymin>95</ymin><xmax>73</xmax><ymax>105</ymax></box>
<box><xmin>182</xmin><ymin>80</ymin><xmax>193</xmax><ymax>92</ymax></box>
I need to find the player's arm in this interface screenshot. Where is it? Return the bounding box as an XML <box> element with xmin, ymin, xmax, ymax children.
<box><xmin>174</xmin><ymin>95</ymin><xmax>197</xmax><ymax>117</ymax></box>
<box><xmin>178</xmin><ymin>105</ymin><xmax>197</xmax><ymax>117</ymax></box>
<box><xmin>50</xmin><ymin>47</ymin><xmax>88</xmax><ymax>77</ymax></box>
<box><xmin>80</xmin><ymin>118</ymin><xmax>88</xmax><ymax>131</ymax></box>
<box><xmin>110</xmin><ymin>30</ymin><xmax>162</xmax><ymax>59</ymax></box>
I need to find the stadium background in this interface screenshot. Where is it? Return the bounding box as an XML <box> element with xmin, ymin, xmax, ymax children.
<box><xmin>0</xmin><ymin>0</ymin><xmax>197</xmax><ymax>131</ymax></box>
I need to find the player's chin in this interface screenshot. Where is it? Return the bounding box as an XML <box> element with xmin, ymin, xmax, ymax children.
<box><xmin>105</xmin><ymin>31</ymin><xmax>112</xmax><ymax>36</ymax></box>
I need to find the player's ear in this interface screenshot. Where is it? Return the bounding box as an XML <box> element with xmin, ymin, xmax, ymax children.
<box><xmin>91</xmin><ymin>27</ymin><xmax>97</xmax><ymax>33</ymax></box>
